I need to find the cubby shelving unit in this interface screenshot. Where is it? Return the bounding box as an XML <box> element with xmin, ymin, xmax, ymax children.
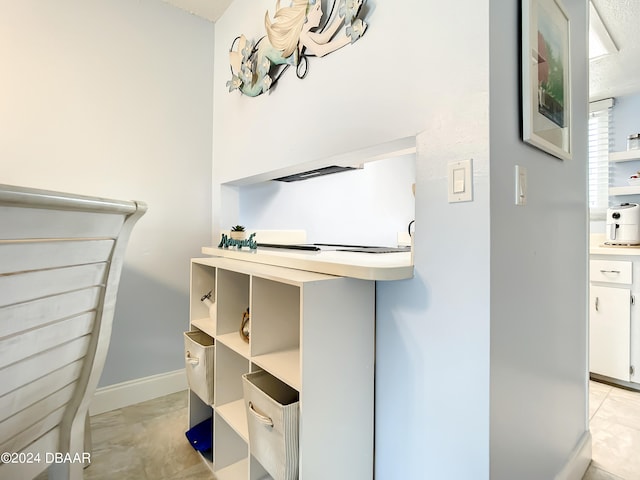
<box><xmin>186</xmin><ymin>256</ymin><xmax>375</xmax><ymax>480</ymax></box>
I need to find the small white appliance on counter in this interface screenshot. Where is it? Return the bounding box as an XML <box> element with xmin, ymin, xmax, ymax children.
<box><xmin>606</xmin><ymin>203</ymin><xmax>640</xmax><ymax>245</ymax></box>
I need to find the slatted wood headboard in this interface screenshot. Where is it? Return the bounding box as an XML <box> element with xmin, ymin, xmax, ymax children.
<box><xmin>0</xmin><ymin>184</ymin><xmax>146</xmax><ymax>480</ymax></box>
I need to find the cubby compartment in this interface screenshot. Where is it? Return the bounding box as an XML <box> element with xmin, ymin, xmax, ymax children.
<box><xmin>251</xmin><ymin>277</ymin><xmax>300</xmax><ymax>390</ymax></box>
<box><xmin>216</xmin><ymin>268</ymin><xmax>251</xmax><ymax>358</ymax></box>
<box><xmin>215</xmin><ymin>342</ymin><xmax>250</xmax><ymax>442</ymax></box>
<box><xmin>188</xmin><ymin>390</ymin><xmax>214</xmax><ymax>466</ymax></box>
<box><xmin>214</xmin><ymin>413</ymin><xmax>249</xmax><ymax>479</ymax></box>
<box><xmin>190</xmin><ymin>263</ymin><xmax>216</xmax><ymax>336</ymax></box>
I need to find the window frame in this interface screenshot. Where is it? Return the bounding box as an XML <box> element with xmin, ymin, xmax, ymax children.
<box><xmin>588</xmin><ymin>98</ymin><xmax>614</xmax><ymax>221</ymax></box>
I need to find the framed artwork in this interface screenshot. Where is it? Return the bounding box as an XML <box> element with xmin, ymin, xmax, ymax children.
<box><xmin>522</xmin><ymin>0</ymin><xmax>571</xmax><ymax>160</ymax></box>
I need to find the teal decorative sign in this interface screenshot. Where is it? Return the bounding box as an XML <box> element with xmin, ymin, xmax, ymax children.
<box><xmin>218</xmin><ymin>232</ymin><xmax>258</xmax><ymax>250</ymax></box>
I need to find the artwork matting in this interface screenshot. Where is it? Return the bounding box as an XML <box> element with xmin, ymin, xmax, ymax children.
<box><xmin>522</xmin><ymin>0</ymin><xmax>572</xmax><ymax>160</ymax></box>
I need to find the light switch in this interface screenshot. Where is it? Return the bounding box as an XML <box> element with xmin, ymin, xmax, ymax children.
<box><xmin>515</xmin><ymin>165</ymin><xmax>527</xmax><ymax>206</ymax></box>
<box><xmin>453</xmin><ymin>168</ymin><xmax>465</xmax><ymax>193</ymax></box>
<box><xmin>448</xmin><ymin>159</ymin><xmax>473</xmax><ymax>203</ymax></box>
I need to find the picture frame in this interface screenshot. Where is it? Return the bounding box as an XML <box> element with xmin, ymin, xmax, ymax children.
<box><xmin>522</xmin><ymin>0</ymin><xmax>571</xmax><ymax>160</ymax></box>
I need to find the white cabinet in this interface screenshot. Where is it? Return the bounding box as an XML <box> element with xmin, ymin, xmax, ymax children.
<box><xmin>589</xmin><ymin>285</ymin><xmax>631</xmax><ymax>380</ymax></box>
<box><xmin>186</xmin><ymin>256</ymin><xmax>375</xmax><ymax>479</ymax></box>
<box><xmin>589</xmin><ymin>257</ymin><xmax>638</xmax><ymax>386</ymax></box>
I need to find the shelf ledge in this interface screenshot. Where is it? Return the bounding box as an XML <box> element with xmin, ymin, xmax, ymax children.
<box><xmin>216</xmin><ymin>332</ymin><xmax>250</xmax><ymax>360</ymax></box>
<box><xmin>610</xmin><ymin>150</ymin><xmax>640</xmax><ymax>163</ymax></box>
<box><xmin>191</xmin><ymin>317</ymin><xmax>215</xmax><ymax>337</ymax></box>
<box><xmin>252</xmin><ymin>348</ymin><xmax>301</xmax><ymax>391</ymax></box>
<box><xmin>610</xmin><ymin>186</ymin><xmax>640</xmax><ymax>196</ymax></box>
<box><xmin>216</xmin><ymin>400</ymin><xmax>248</xmax><ymax>443</ymax></box>
<box><xmin>214</xmin><ymin>458</ymin><xmax>249</xmax><ymax>480</ymax></box>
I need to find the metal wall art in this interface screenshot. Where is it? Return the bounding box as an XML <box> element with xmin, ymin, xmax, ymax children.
<box><xmin>227</xmin><ymin>0</ymin><xmax>368</xmax><ymax>97</ymax></box>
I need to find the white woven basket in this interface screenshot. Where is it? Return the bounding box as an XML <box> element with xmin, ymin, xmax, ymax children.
<box><xmin>184</xmin><ymin>331</ymin><xmax>214</xmax><ymax>405</ymax></box>
<box><xmin>243</xmin><ymin>371</ymin><xmax>299</xmax><ymax>480</ymax></box>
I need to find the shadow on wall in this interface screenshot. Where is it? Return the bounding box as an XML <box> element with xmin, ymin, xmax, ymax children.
<box><xmin>99</xmin><ymin>265</ymin><xmax>189</xmax><ymax>387</ymax></box>
<box><xmin>374</xmin><ymin>271</ymin><xmax>430</xmax><ymax>477</ymax></box>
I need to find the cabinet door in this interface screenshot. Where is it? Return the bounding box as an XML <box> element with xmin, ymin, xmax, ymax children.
<box><xmin>589</xmin><ymin>285</ymin><xmax>631</xmax><ymax>381</ymax></box>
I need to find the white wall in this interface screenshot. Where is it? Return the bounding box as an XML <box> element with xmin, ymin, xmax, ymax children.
<box><xmin>213</xmin><ymin>0</ymin><xmax>589</xmax><ymax>478</ymax></box>
<box><xmin>212</xmin><ymin>0</ymin><xmax>438</xmax><ymax>237</ymax></box>
<box><xmin>214</xmin><ymin>0</ymin><xmax>493</xmax><ymax>477</ymax></box>
<box><xmin>238</xmin><ymin>154</ymin><xmax>416</xmax><ymax>246</ymax></box>
<box><xmin>612</xmin><ymin>93</ymin><xmax>640</xmax><ymax>152</ymax></box>
<box><xmin>0</xmin><ymin>0</ymin><xmax>214</xmax><ymax>387</ymax></box>
<box><xmin>213</xmin><ymin>0</ymin><xmax>429</xmax><ymax>183</ymax></box>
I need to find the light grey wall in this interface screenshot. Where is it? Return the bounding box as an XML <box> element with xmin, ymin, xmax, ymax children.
<box><xmin>489</xmin><ymin>0</ymin><xmax>589</xmax><ymax>477</ymax></box>
<box><xmin>0</xmin><ymin>0</ymin><xmax>214</xmax><ymax>387</ymax></box>
<box><xmin>610</xmin><ymin>93</ymin><xmax>640</xmax><ymax>189</ymax></box>
<box><xmin>613</xmin><ymin>93</ymin><xmax>640</xmax><ymax>152</ymax></box>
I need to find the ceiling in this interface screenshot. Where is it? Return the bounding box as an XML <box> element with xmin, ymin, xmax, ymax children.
<box><xmin>162</xmin><ymin>0</ymin><xmax>639</xmax><ymax>101</ymax></box>
<box><xmin>161</xmin><ymin>0</ymin><xmax>232</xmax><ymax>23</ymax></box>
<box><xmin>589</xmin><ymin>0</ymin><xmax>640</xmax><ymax>100</ymax></box>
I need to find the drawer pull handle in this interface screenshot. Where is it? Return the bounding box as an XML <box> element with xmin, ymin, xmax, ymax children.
<box><xmin>595</xmin><ymin>297</ymin><xmax>599</xmax><ymax>312</ymax></box>
<box><xmin>248</xmin><ymin>401</ymin><xmax>274</xmax><ymax>428</ymax></box>
<box><xmin>600</xmin><ymin>269</ymin><xmax>621</xmax><ymax>274</ymax></box>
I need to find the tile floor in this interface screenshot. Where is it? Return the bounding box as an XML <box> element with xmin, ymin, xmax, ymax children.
<box><xmin>35</xmin><ymin>391</ymin><xmax>211</xmax><ymax>480</ymax></box>
<box><xmin>33</xmin><ymin>381</ymin><xmax>640</xmax><ymax>479</ymax></box>
<box><xmin>584</xmin><ymin>380</ymin><xmax>640</xmax><ymax>480</ymax></box>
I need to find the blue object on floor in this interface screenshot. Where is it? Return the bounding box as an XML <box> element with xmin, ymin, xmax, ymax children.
<box><xmin>185</xmin><ymin>417</ymin><xmax>213</xmax><ymax>452</ymax></box>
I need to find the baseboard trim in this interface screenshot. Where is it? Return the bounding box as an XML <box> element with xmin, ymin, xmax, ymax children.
<box><xmin>554</xmin><ymin>430</ymin><xmax>592</xmax><ymax>480</ymax></box>
<box><xmin>90</xmin><ymin>369</ymin><xmax>187</xmax><ymax>416</ymax></box>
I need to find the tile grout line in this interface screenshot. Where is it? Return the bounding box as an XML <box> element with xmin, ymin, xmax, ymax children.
<box><xmin>590</xmin><ymin>386</ymin><xmax>612</xmax><ymax>421</ymax></box>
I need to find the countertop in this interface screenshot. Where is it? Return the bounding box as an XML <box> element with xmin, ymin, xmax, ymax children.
<box><xmin>201</xmin><ymin>244</ymin><xmax>414</xmax><ymax>281</ymax></box>
<box><xmin>591</xmin><ymin>245</ymin><xmax>640</xmax><ymax>256</ymax></box>
<box><xmin>590</xmin><ymin>234</ymin><xmax>640</xmax><ymax>256</ymax></box>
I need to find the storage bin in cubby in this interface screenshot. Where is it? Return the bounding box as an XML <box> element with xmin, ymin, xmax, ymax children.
<box><xmin>184</xmin><ymin>330</ymin><xmax>215</xmax><ymax>405</ymax></box>
<box><xmin>242</xmin><ymin>370</ymin><xmax>299</xmax><ymax>480</ymax></box>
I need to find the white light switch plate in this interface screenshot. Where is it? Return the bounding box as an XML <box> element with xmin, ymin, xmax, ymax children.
<box><xmin>448</xmin><ymin>159</ymin><xmax>473</xmax><ymax>203</ymax></box>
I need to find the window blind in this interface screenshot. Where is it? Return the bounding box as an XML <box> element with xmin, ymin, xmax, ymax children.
<box><xmin>588</xmin><ymin>98</ymin><xmax>613</xmax><ymax>220</ymax></box>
